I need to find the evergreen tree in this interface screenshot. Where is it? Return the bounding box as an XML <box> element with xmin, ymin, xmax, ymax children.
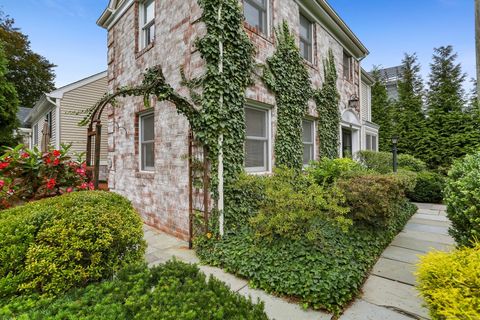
<box><xmin>426</xmin><ymin>46</ymin><xmax>478</xmax><ymax>170</ymax></box>
<box><xmin>370</xmin><ymin>67</ymin><xmax>394</xmax><ymax>152</ymax></box>
<box><xmin>0</xmin><ymin>42</ymin><xmax>20</xmax><ymax>148</ymax></box>
<box><xmin>393</xmin><ymin>53</ymin><xmax>429</xmax><ymax>161</ymax></box>
<box><xmin>0</xmin><ymin>11</ymin><xmax>55</xmax><ymax>108</ymax></box>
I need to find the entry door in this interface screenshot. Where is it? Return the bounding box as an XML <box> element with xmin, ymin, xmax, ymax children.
<box><xmin>342</xmin><ymin>128</ymin><xmax>352</xmax><ymax>158</ymax></box>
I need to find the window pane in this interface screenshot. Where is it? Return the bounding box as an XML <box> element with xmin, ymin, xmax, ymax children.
<box><xmin>145</xmin><ymin>0</ymin><xmax>155</xmax><ymax>23</ymax></box>
<box><xmin>366</xmin><ymin>135</ymin><xmax>372</xmax><ymax>150</ymax></box>
<box><xmin>244</xmin><ymin>0</ymin><xmax>266</xmax><ymax>33</ymax></box>
<box><xmin>303</xmin><ymin>144</ymin><xmax>313</xmax><ymax>165</ymax></box>
<box><xmin>372</xmin><ymin>136</ymin><xmax>377</xmax><ymax>151</ymax></box>
<box><xmin>246</xmin><ymin>107</ymin><xmax>266</xmax><ymax>138</ymax></box>
<box><xmin>343</xmin><ymin>52</ymin><xmax>350</xmax><ymax>79</ymax></box>
<box><xmin>302</xmin><ymin>120</ymin><xmax>313</xmax><ymax>143</ymax></box>
<box><xmin>300</xmin><ymin>41</ymin><xmax>308</xmax><ymax>60</ymax></box>
<box><xmin>142</xmin><ymin>142</ymin><xmax>154</xmax><ymax>169</ymax></box>
<box><xmin>142</xmin><ymin>114</ymin><xmax>154</xmax><ymax>141</ymax></box>
<box><xmin>245</xmin><ymin>139</ymin><xmax>266</xmax><ymax>169</ymax></box>
<box><xmin>299</xmin><ymin>14</ymin><xmax>311</xmax><ymax>41</ymax></box>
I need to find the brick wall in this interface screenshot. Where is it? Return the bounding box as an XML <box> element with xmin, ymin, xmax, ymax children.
<box><xmin>106</xmin><ymin>0</ymin><xmax>363</xmax><ymax>240</ymax></box>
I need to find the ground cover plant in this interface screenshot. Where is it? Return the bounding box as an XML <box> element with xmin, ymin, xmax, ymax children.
<box><xmin>0</xmin><ymin>261</ymin><xmax>267</xmax><ymax>320</ymax></box>
<box><xmin>0</xmin><ymin>144</ymin><xmax>92</xmax><ymax>209</ymax></box>
<box><xmin>0</xmin><ymin>191</ymin><xmax>145</xmax><ymax>298</ymax></box>
<box><xmin>416</xmin><ymin>242</ymin><xmax>480</xmax><ymax>319</ymax></box>
<box><xmin>196</xmin><ymin>163</ymin><xmax>417</xmax><ymax>314</ymax></box>
<box><xmin>444</xmin><ymin>151</ymin><xmax>480</xmax><ymax>247</ymax></box>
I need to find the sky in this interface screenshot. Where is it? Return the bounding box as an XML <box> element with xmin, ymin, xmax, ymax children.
<box><xmin>0</xmin><ymin>0</ymin><xmax>476</xmax><ymax>90</ymax></box>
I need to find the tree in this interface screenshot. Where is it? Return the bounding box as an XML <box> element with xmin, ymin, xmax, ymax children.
<box><xmin>0</xmin><ymin>42</ymin><xmax>20</xmax><ymax>149</ymax></box>
<box><xmin>370</xmin><ymin>67</ymin><xmax>394</xmax><ymax>152</ymax></box>
<box><xmin>476</xmin><ymin>0</ymin><xmax>480</xmax><ymax>105</ymax></box>
<box><xmin>0</xmin><ymin>11</ymin><xmax>55</xmax><ymax>108</ymax></box>
<box><xmin>426</xmin><ymin>46</ymin><xmax>478</xmax><ymax>170</ymax></box>
<box><xmin>393</xmin><ymin>53</ymin><xmax>429</xmax><ymax>161</ymax></box>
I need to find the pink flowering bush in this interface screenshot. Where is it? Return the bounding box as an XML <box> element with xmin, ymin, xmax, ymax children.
<box><xmin>0</xmin><ymin>144</ymin><xmax>93</xmax><ymax>209</ymax></box>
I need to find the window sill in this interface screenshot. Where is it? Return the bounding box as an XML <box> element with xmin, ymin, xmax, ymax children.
<box><xmin>243</xmin><ymin>22</ymin><xmax>273</xmax><ymax>44</ymax></box>
<box><xmin>304</xmin><ymin>59</ymin><xmax>317</xmax><ymax>71</ymax></box>
<box><xmin>135</xmin><ymin>42</ymin><xmax>155</xmax><ymax>59</ymax></box>
<box><xmin>245</xmin><ymin>170</ymin><xmax>272</xmax><ymax>176</ymax></box>
<box><xmin>135</xmin><ymin>171</ymin><xmax>155</xmax><ymax>179</ymax></box>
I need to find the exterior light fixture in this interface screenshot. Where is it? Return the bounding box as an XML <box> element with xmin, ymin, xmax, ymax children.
<box><xmin>348</xmin><ymin>94</ymin><xmax>360</xmax><ymax>109</ymax></box>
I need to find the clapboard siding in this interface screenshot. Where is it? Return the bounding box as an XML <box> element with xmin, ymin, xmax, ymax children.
<box><xmin>60</xmin><ymin>76</ymin><xmax>108</xmax><ymax>164</ymax></box>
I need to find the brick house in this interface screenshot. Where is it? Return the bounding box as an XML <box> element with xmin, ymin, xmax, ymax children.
<box><xmin>97</xmin><ymin>0</ymin><xmax>379</xmax><ymax>240</ymax></box>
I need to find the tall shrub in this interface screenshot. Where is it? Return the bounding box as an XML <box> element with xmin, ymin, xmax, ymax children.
<box><xmin>444</xmin><ymin>152</ymin><xmax>480</xmax><ymax>247</ymax></box>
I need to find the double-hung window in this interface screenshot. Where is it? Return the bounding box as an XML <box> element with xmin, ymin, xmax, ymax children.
<box><xmin>366</xmin><ymin>134</ymin><xmax>377</xmax><ymax>151</ymax></box>
<box><xmin>245</xmin><ymin>106</ymin><xmax>270</xmax><ymax>172</ymax></box>
<box><xmin>243</xmin><ymin>0</ymin><xmax>268</xmax><ymax>35</ymax></box>
<box><xmin>343</xmin><ymin>50</ymin><xmax>352</xmax><ymax>81</ymax></box>
<box><xmin>33</xmin><ymin>123</ymin><xmax>38</xmax><ymax>146</ymax></box>
<box><xmin>302</xmin><ymin>119</ymin><xmax>314</xmax><ymax>165</ymax></box>
<box><xmin>139</xmin><ymin>0</ymin><xmax>155</xmax><ymax>49</ymax></box>
<box><xmin>140</xmin><ymin>112</ymin><xmax>155</xmax><ymax>171</ymax></box>
<box><xmin>299</xmin><ymin>14</ymin><xmax>313</xmax><ymax>62</ymax></box>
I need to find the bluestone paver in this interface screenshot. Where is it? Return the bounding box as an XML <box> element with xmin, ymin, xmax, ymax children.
<box><xmin>371</xmin><ymin>258</ymin><xmax>417</xmax><ymax>285</ymax></box>
<box><xmin>340</xmin><ymin>299</ymin><xmax>413</xmax><ymax>320</ymax></box>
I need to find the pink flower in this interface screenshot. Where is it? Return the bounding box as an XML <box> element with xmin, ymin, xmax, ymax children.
<box><xmin>44</xmin><ymin>157</ymin><xmax>52</xmax><ymax>164</ymax></box>
<box><xmin>46</xmin><ymin>178</ymin><xmax>56</xmax><ymax>190</ymax></box>
<box><xmin>76</xmin><ymin>167</ymin><xmax>86</xmax><ymax>176</ymax></box>
<box><xmin>53</xmin><ymin>158</ymin><xmax>60</xmax><ymax>166</ymax></box>
<box><xmin>88</xmin><ymin>182</ymin><xmax>95</xmax><ymax>190</ymax></box>
<box><xmin>21</xmin><ymin>152</ymin><xmax>30</xmax><ymax>159</ymax></box>
<box><xmin>0</xmin><ymin>162</ymin><xmax>9</xmax><ymax>170</ymax></box>
<box><xmin>79</xmin><ymin>182</ymin><xmax>88</xmax><ymax>190</ymax></box>
<box><xmin>66</xmin><ymin>187</ymin><xmax>73</xmax><ymax>193</ymax></box>
<box><xmin>0</xmin><ymin>180</ymin><xmax>4</xmax><ymax>188</ymax></box>
<box><xmin>53</xmin><ymin>150</ymin><xmax>61</xmax><ymax>157</ymax></box>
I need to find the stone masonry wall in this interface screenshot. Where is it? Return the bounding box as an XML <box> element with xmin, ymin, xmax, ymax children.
<box><xmin>106</xmin><ymin>0</ymin><xmax>362</xmax><ymax>240</ymax></box>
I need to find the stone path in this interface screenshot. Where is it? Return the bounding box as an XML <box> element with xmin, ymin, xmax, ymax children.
<box><xmin>144</xmin><ymin>203</ymin><xmax>454</xmax><ymax>320</ymax></box>
<box><xmin>340</xmin><ymin>203</ymin><xmax>454</xmax><ymax>320</ymax></box>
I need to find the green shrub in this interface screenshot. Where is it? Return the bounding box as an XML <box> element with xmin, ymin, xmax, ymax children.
<box><xmin>357</xmin><ymin>150</ymin><xmax>426</xmax><ymax>174</ymax></box>
<box><xmin>249</xmin><ymin>167</ymin><xmax>350</xmax><ymax>242</ymax></box>
<box><xmin>444</xmin><ymin>152</ymin><xmax>480</xmax><ymax>247</ymax></box>
<box><xmin>416</xmin><ymin>243</ymin><xmax>480</xmax><ymax>319</ymax></box>
<box><xmin>407</xmin><ymin>171</ymin><xmax>444</xmax><ymax>203</ymax></box>
<box><xmin>307</xmin><ymin>157</ymin><xmax>367</xmax><ymax>185</ymax></box>
<box><xmin>197</xmin><ymin>202</ymin><xmax>416</xmax><ymax>314</ymax></box>
<box><xmin>0</xmin><ymin>261</ymin><xmax>267</xmax><ymax>319</ymax></box>
<box><xmin>0</xmin><ymin>191</ymin><xmax>146</xmax><ymax>298</ymax></box>
<box><xmin>336</xmin><ymin>172</ymin><xmax>416</xmax><ymax>227</ymax></box>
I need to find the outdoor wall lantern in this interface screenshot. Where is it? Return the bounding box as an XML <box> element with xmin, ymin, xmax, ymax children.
<box><xmin>348</xmin><ymin>94</ymin><xmax>360</xmax><ymax>109</ymax></box>
<box><xmin>392</xmin><ymin>136</ymin><xmax>398</xmax><ymax>173</ymax></box>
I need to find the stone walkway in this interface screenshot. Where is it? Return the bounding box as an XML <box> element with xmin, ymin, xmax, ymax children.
<box><xmin>144</xmin><ymin>203</ymin><xmax>454</xmax><ymax>320</ymax></box>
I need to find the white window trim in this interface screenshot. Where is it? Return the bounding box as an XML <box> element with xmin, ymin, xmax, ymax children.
<box><xmin>139</xmin><ymin>0</ymin><xmax>155</xmax><ymax>50</ymax></box>
<box><xmin>302</xmin><ymin>119</ymin><xmax>315</xmax><ymax>166</ymax></box>
<box><xmin>245</xmin><ymin>105</ymin><xmax>272</xmax><ymax>174</ymax></box>
<box><xmin>243</xmin><ymin>0</ymin><xmax>271</xmax><ymax>37</ymax></box>
<box><xmin>33</xmin><ymin>123</ymin><xmax>39</xmax><ymax>146</ymax></box>
<box><xmin>365</xmin><ymin>132</ymin><xmax>378</xmax><ymax>152</ymax></box>
<box><xmin>299</xmin><ymin>13</ymin><xmax>313</xmax><ymax>63</ymax></box>
<box><xmin>139</xmin><ymin>111</ymin><xmax>155</xmax><ymax>172</ymax></box>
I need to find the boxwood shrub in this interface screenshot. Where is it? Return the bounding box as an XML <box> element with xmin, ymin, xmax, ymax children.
<box><xmin>444</xmin><ymin>152</ymin><xmax>480</xmax><ymax>247</ymax></box>
<box><xmin>0</xmin><ymin>191</ymin><xmax>146</xmax><ymax>298</ymax></box>
<box><xmin>0</xmin><ymin>261</ymin><xmax>267</xmax><ymax>319</ymax></box>
<box><xmin>416</xmin><ymin>243</ymin><xmax>480</xmax><ymax>319</ymax></box>
<box><xmin>407</xmin><ymin>171</ymin><xmax>444</xmax><ymax>204</ymax></box>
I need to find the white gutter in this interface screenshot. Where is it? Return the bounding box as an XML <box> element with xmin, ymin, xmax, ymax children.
<box><xmin>46</xmin><ymin>94</ymin><xmax>61</xmax><ymax>149</ymax></box>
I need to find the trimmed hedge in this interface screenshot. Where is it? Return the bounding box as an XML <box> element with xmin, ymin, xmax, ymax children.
<box><xmin>407</xmin><ymin>171</ymin><xmax>444</xmax><ymax>204</ymax></box>
<box><xmin>0</xmin><ymin>191</ymin><xmax>146</xmax><ymax>298</ymax></box>
<box><xmin>416</xmin><ymin>243</ymin><xmax>480</xmax><ymax>319</ymax></box>
<box><xmin>444</xmin><ymin>152</ymin><xmax>480</xmax><ymax>247</ymax></box>
<box><xmin>0</xmin><ymin>261</ymin><xmax>268</xmax><ymax>319</ymax></box>
<box><xmin>337</xmin><ymin>172</ymin><xmax>416</xmax><ymax>227</ymax></box>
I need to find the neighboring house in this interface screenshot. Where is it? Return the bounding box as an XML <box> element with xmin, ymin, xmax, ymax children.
<box><xmin>15</xmin><ymin>107</ymin><xmax>32</xmax><ymax>148</ymax></box>
<box><xmin>97</xmin><ymin>0</ymin><xmax>379</xmax><ymax>239</ymax></box>
<box><xmin>377</xmin><ymin>65</ymin><xmax>403</xmax><ymax>101</ymax></box>
<box><xmin>26</xmin><ymin>72</ymin><xmax>109</xmax><ymax>180</ymax></box>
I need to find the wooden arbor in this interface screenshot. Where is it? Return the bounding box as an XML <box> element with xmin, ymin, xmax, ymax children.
<box><xmin>86</xmin><ymin>101</ymin><xmax>107</xmax><ymax>189</ymax></box>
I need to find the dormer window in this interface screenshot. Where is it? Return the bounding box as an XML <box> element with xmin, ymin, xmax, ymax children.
<box><xmin>139</xmin><ymin>0</ymin><xmax>155</xmax><ymax>49</ymax></box>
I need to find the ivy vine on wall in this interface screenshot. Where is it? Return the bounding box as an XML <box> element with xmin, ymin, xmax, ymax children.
<box><xmin>263</xmin><ymin>22</ymin><xmax>312</xmax><ymax>170</ymax></box>
<box><xmin>314</xmin><ymin>49</ymin><xmax>340</xmax><ymax>159</ymax></box>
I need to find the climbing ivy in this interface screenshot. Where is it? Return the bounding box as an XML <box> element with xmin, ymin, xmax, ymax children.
<box><xmin>314</xmin><ymin>49</ymin><xmax>340</xmax><ymax>159</ymax></box>
<box><xmin>263</xmin><ymin>22</ymin><xmax>312</xmax><ymax>170</ymax></box>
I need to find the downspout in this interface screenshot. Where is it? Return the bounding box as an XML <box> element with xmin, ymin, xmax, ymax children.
<box><xmin>46</xmin><ymin>95</ymin><xmax>61</xmax><ymax>149</ymax></box>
